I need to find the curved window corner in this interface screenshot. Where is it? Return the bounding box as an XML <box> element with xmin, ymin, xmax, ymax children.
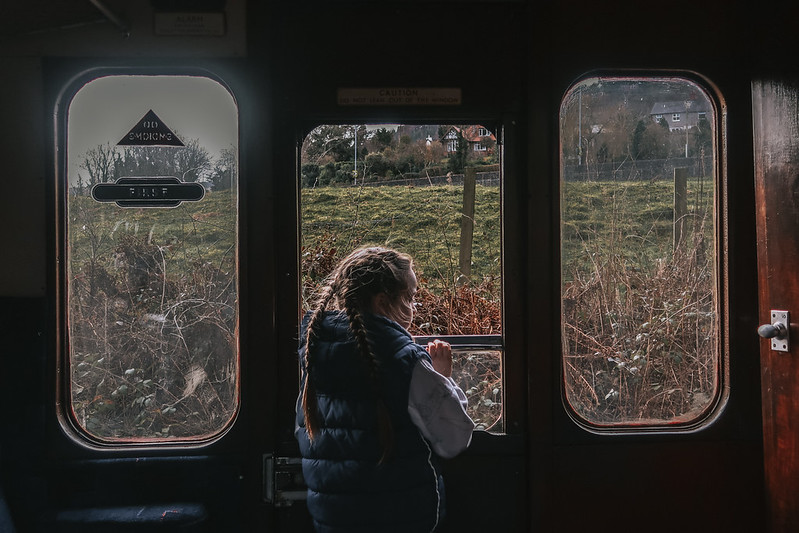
<box><xmin>61</xmin><ymin>72</ymin><xmax>240</xmax><ymax>444</ymax></box>
<box><xmin>559</xmin><ymin>74</ymin><xmax>724</xmax><ymax>431</ymax></box>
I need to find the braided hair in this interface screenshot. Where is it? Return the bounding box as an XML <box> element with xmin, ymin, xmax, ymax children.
<box><xmin>301</xmin><ymin>246</ymin><xmax>415</xmax><ymax>462</ymax></box>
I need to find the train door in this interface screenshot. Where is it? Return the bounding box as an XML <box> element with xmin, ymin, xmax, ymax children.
<box><xmin>753</xmin><ymin>78</ymin><xmax>799</xmax><ymax>532</ymax></box>
<box><xmin>36</xmin><ymin>62</ymin><xmax>281</xmax><ymax>532</ymax></box>
<box><xmin>284</xmin><ymin>117</ymin><xmax>527</xmax><ymax>532</ymax></box>
<box><xmin>257</xmin><ymin>3</ymin><xmax>532</xmax><ymax>530</ymax></box>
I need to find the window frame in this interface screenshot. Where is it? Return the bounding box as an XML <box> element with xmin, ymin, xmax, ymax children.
<box><xmin>54</xmin><ymin>67</ymin><xmax>243</xmax><ymax>449</ymax></box>
<box><xmin>557</xmin><ymin>72</ymin><xmax>729</xmax><ymax>435</ymax></box>
<box><xmin>296</xmin><ymin>119</ymin><xmax>517</xmax><ymax>436</ymax></box>
<box><xmin>414</xmin><ymin>334</ymin><xmax>504</xmax><ymax>431</ymax></box>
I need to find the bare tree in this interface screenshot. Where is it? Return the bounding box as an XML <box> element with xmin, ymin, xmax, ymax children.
<box><xmin>79</xmin><ymin>137</ymin><xmax>213</xmax><ymax>184</ymax></box>
<box><xmin>79</xmin><ymin>142</ymin><xmax>120</xmax><ymax>185</ymax></box>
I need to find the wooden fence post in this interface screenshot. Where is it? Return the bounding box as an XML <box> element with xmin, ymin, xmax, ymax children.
<box><xmin>459</xmin><ymin>167</ymin><xmax>476</xmax><ymax>281</ymax></box>
<box><xmin>674</xmin><ymin>167</ymin><xmax>688</xmax><ymax>252</ymax></box>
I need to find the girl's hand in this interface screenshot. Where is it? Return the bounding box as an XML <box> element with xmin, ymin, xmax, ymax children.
<box><xmin>426</xmin><ymin>340</ymin><xmax>453</xmax><ymax>377</ymax></box>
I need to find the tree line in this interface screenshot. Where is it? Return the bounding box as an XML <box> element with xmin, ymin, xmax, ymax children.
<box><xmin>300</xmin><ymin>124</ymin><xmax>497</xmax><ymax>188</ymax></box>
<box><xmin>74</xmin><ymin>138</ymin><xmax>237</xmax><ymax>193</ymax></box>
<box><xmin>561</xmin><ymin>80</ymin><xmax>714</xmax><ymax>168</ymax></box>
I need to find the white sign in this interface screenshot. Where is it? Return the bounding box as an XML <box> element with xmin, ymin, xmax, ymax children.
<box><xmin>337</xmin><ymin>88</ymin><xmax>462</xmax><ymax>106</ymax></box>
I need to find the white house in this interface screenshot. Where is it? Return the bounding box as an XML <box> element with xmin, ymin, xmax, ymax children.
<box><xmin>650</xmin><ymin>100</ymin><xmax>710</xmax><ymax>131</ymax></box>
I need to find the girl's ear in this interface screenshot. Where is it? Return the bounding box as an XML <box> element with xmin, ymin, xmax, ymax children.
<box><xmin>372</xmin><ymin>292</ymin><xmax>392</xmax><ymax>317</ymax></box>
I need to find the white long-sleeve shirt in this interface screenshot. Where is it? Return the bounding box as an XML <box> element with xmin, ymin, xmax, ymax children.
<box><xmin>407</xmin><ymin>358</ymin><xmax>475</xmax><ymax>458</ymax></box>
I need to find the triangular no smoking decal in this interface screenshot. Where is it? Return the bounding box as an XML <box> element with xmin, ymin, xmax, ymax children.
<box><xmin>117</xmin><ymin>109</ymin><xmax>185</xmax><ymax>147</ymax></box>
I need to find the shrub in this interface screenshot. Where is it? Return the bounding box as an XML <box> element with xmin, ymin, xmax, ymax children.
<box><xmin>70</xmin><ymin>243</ymin><xmax>238</xmax><ymax>439</ymax></box>
<box><xmin>319</xmin><ymin>162</ymin><xmax>337</xmax><ymax>185</ymax></box>
<box><xmin>68</xmin><ymin>194</ymin><xmax>238</xmax><ymax>441</ymax></box>
<box><xmin>364</xmin><ymin>152</ymin><xmax>389</xmax><ymax>179</ymax></box>
<box><xmin>301</xmin><ymin>163</ymin><xmax>321</xmax><ymax>187</ymax></box>
<box><xmin>561</xmin><ymin>177</ymin><xmax>716</xmax><ymax>425</ymax></box>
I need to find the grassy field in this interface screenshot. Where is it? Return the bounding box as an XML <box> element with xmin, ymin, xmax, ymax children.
<box><xmin>560</xmin><ymin>177</ymin><xmax>717</xmax><ymax>425</ymax></box>
<box><xmin>67</xmin><ymin>190</ymin><xmax>238</xmax><ymax>440</ymax></box>
<box><xmin>68</xmin><ymin>189</ymin><xmax>237</xmax><ymax>276</ymax></box>
<box><xmin>562</xmin><ymin>177</ymin><xmax>714</xmax><ymax>280</ymax></box>
<box><xmin>302</xmin><ymin>178</ymin><xmax>717</xmax><ymax>427</ymax></box>
<box><xmin>69</xmin><ymin>177</ymin><xmax>712</xmax><ymax>289</ymax></box>
<box><xmin>301</xmin><ymin>183</ymin><xmax>504</xmax><ymax>429</ymax></box>
<box><xmin>301</xmin><ymin>184</ymin><xmax>502</xmax><ymax>291</ymax></box>
<box><xmin>65</xmin><ymin>176</ymin><xmax>717</xmax><ymax>437</ymax></box>
<box><xmin>302</xmin><ymin>177</ymin><xmax>713</xmax><ymax>287</ymax></box>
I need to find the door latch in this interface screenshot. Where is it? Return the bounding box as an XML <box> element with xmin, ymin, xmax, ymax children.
<box><xmin>758</xmin><ymin>310</ymin><xmax>790</xmax><ymax>352</ymax></box>
<box><xmin>263</xmin><ymin>454</ymin><xmax>307</xmax><ymax>506</ymax></box>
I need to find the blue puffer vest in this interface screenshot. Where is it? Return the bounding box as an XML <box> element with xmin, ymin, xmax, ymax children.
<box><xmin>295</xmin><ymin>311</ymin><xmax>445</xmax><ymax>533</ymax></box>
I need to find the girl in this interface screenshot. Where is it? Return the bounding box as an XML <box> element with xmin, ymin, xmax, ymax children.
<box><xmin>295</xmin><ymin>246</ymin><xmax>474</xmax><ymax>533</ymax></box>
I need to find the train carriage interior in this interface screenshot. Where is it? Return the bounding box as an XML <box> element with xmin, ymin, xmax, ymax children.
<box><xmin>1</xmin><ymin>0</ymin><xmax>799</xmax><ymax>531</ymax></box>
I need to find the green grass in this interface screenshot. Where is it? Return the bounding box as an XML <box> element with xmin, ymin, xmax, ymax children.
<box><xmin>300</xmin><ymin>177</ymin><xmax>713</xmax><ymax>287</ymax></box>
<box><xmin>67</xmin><ymin>189</ymin><xmax>239</xmax><ymax>441</ymax></box>
<box><xmin>301</xmin><ymin>184</ymin><xmax>502</xmax><ymax>289</ymax></box>
<box><xmin>68</xmin><ymin>189</ymin><xmax>237</xmax><ymax>275</ymax></box>
<box><xmin>68</xmin><ymin>178</ymin><xmax>713</xmax><ymax>292</ymax></box>
<box><xmin>559</xmin><ymin>177</ymin><xmax>716</xmax><ymax>424</ymax></box>
<box><xmin>66</xmin><ymin>178</ymin><xmax>717</xmax><ymax>435</ymax></box>
<box><xmin>561</xmin><ymin>177</ymin><xmax>714</xmax><ymax>279</ymax></box>
<box><xmin>299</xmin><ymin>178</ymin><xmax>716</xmax><ymax>426</ymax></box>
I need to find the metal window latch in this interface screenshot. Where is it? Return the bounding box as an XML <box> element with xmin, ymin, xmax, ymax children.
<box><xmin>758</xmin><ymin>310</ymin><xmax>790</xmax><ymax>352</ymax></box>
<box><xmin>263</xmin><ymin>454</ymin><xmax>307</xmax><ymax>506</ymax></box>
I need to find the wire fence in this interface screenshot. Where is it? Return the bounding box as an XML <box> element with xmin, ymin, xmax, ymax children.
<box><xmin>562</xmin><ymin>157</ymin><xmax>710</xmax><ymax>182</ymax></box>
<box><xmin>348</xmin><ymin>171</ymin><xmax>501</xmax><ymax>188</ymax></box>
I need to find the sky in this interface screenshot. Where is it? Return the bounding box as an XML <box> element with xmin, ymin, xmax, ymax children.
<box><xmin>68</xmin><ymin>75</ymin><xmax>238</xmax><ymax>185</ymax></box>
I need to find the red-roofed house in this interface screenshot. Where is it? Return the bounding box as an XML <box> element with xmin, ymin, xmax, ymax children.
<box><xmin>441</xmin><ymin>125</ymin><xmax>496</xmax><ymax>155</ymax></box>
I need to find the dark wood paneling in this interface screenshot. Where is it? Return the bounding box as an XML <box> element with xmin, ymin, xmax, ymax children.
<box><xmin>753</xmin><ymin>79</ymin><xmax>799</xmax><ymax>532</ymax></box>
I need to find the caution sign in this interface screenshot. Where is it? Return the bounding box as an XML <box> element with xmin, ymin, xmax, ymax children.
<box><xmin>117</xmin><ymin>110</ymin><xmax>185</xmax><ymax>147</ymax></box>
<box><xmin>337</xmin><ymin>88</ymin><xmax>462</xmax><ymax>106</ymax></box>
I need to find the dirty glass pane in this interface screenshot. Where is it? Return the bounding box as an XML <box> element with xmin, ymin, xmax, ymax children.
<box><xmin>66</xmin><ymin>75</ymin><xmax>239</xmax><ymax>441</ymax></box>
<box><xmin>448</xmin><ymin>345</ymin><xmax>502</xmax><ymax>431</ymax></box>
<box><xmin>560</xmin><ymin>77</ymin><xmax>719</xmax><ymax>427</ymax></box>
<box><xmin>300</xmin><ymin>124</ymin><xmax>503</xmax><ymax>432</ymax></box>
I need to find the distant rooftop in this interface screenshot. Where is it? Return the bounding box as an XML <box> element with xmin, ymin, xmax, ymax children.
<box><xmin>650</xmin><ymin>101</ymin><xmax>710</xmax><ymax>115</ymax></box>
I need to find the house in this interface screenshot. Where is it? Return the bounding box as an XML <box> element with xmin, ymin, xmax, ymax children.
<box><xmin>650</xmin><ymin>100</ymin><xmax>710</xmax><ymax>131</ymax></box>
<box><xmin>441</xmin><ymin>125</ymin><xmax>497</xmax><ymax>154</ymax></box>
